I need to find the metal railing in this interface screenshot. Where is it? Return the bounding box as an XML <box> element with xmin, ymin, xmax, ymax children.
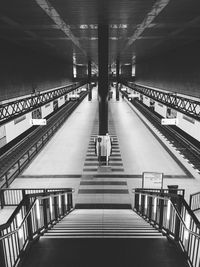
<box><xmin>0</xmin><ymin>90</ymin><xmax>88</xmax><ymax>189</ymax></box>
<box><xmin>133</xmin><ymin>188</ymin><xmax>200</xmax><ymax>267</ymax></box>
<box><xmin>121</xmin><ymin>80</ymin><xmax>200</xmax><ymax>121</ymax></box>
<box><xmin>0</xmin><ymin>188</ymin><xmax>73</xmax><ymax>209</ymax></box>
<box><xmin>0</xmin><ymin>188</ymin><xmax>74</xmax><ymax>267</ymax></box>
<box><xmin>190</xmin><ymin>192</ymin><xmax>200</xmax><ymax>212</ymax></box>
<box><xmin>0</xmin><ymin>81</ymin><xmax>86</xmax><ymax>126</ymax></box>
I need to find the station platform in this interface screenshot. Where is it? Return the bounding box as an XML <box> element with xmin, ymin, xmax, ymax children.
<box><xmin>4</xmin><ymin>86</ymin><xmax>200</xmax><ymax>217</ymax></box>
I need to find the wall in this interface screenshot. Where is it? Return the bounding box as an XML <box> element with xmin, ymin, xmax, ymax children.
<box><xmin>154</xmin><ymin>102</ymin><xmax>167</xmax><ymax>118</ymax></box>
<box><xmin>0</xmin><ymin>39</ymin><xmax>73</xmax><ymax>101</ymax></box>
<box><xmin>177</xmin><ymin>113</ymin><xmax>200</xmax><ymax>142</ymax></box>
<box><xmin>5</xmin><ymin>113</ymin><xmax>32</xmax><ymax>143</ymax></box>
<box><xmin>136</xmin><ymin>41</ymin><xmax>200</xmax><ymax>98</ymax></box>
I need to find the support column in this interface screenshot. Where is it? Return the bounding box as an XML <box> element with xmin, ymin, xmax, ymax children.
<box><xmin>116</xmin><ymin>58</ymin><xmax>120</xmax><ymax>101</ymax></box>
<box><xmin>98</xmin><ymin>24</ymin><xmax>109</xmax><ymax>135</ymax></box>
<box><xmin>88</xmin><ymin>60</ymin><xmax>92</xmax><ymax>101</ymax></box>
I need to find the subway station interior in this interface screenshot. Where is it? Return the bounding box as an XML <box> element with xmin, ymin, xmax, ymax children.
<box><xmin>1</xmin><ymin>0</ymin><xmax>200</xmax><ymax>266</ymax></box>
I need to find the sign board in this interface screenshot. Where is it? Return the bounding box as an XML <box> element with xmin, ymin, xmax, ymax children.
<box><xmin>30</xmin><ymin>119</ymin><xmax>47</xmax><ymax>126</ymax></box>
<box><xmin>161</xmin><ymin>118</ymin><xmax>178</xmax><ymax>125</ymax></box>
<box><xmin>142</xmin><ymin>172</ymin><xmax>163</xmax><ymax>189</ymax></box>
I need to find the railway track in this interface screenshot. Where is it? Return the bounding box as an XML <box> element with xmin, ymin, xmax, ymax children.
<box><xmin>121</xmin><ymin>90</ymin><xmax>200</xmax><ymax>173</ymax></box>
<box><xmin>0</xmin><ymin>91</ymin><xmax>88</xmax><ymax>179</ymax></box>
<box><xmin>132</xmin><ymin>98</ymin><xmax>200</xmax><ymax>173</ymax></box>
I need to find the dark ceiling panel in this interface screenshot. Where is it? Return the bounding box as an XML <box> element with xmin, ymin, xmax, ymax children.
<box><xmin>0</xmin><ymin>0</ymin><xmax>199</xmax><ymax>68</ymax></box>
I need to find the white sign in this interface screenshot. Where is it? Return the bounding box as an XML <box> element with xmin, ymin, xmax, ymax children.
<box><xmin>30</xmin><ymin>119</ymin><xmax>47</xmax><ymax>126</ymax></box>
<box><xmin>142</xmin><ymin>172</ymin><xmax>163</xmax><ymax>189</ymax></box>
<box><xmin>161</xmin><ymin>118</ymin><xmax>178</xmax><ymax>125</ymax></box>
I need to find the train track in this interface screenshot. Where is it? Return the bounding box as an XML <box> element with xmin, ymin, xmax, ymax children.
<box><xmin>0</xmin><ymin>92</ymin><xmax>88</xmax><ymax>177</ymax></box>
<box><xmin>121</xmin><ymin>90</ymin><xmax>200</xmax><ymax>173</ymax></box>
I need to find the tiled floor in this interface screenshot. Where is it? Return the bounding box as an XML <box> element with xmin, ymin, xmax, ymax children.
<box><xmin>2</xmin><ymin>86</ymin><xmax>200</xmax><ymax>223</ymax></box>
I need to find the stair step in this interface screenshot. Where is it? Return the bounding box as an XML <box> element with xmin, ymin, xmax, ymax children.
<box><xmin>41</xmin><ymin>209</ymin><xmax>164</xmax><ymax>239</ymax></box>
<box><xmin>41</xmin><ymin>235</ymin><xmax>165</xmax><ymax>239</ymax></box>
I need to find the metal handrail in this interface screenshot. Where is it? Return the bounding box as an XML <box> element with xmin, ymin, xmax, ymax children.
<box><xmin>189</xmin><ymin>191</ymin><xmax>200</xmax><ymax>211</ymax></box>
<box><xmin>171</xmin><ymin>200</ymin><xmax>200</xmax><ymax>238</ymax></box>
<box><xmin>0</xmin><ymin>199</ymin><xmax>36</xmax><ymax>240</ymax></box>
<box><xmin>133</xmin><ymin>188</ymin><xmax>200</xmax><ymax>226</ymax></box>
<box><xmin>0</xmin><ymin>189</ymin><xmax>75</xmax><ymax>240</ymax></box>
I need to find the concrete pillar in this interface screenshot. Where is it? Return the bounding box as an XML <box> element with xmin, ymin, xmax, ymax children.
<box><xmin>98</xmin><ymin>24</ymin><xmax>109</xmax><ymax>135</ymax></box>
<box><xmin>116</xmin><ymin>58</ymin><xmax>120</xmax><ymax>101</ymax></box>
<box><xmin>88</xmin><ymin>60</ymin><xmax>92</xmax><ymax>101</ymax></box>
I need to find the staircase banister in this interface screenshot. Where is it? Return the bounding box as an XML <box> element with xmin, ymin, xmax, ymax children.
<box><xmin>0</xmin><ymin>196</ymin><xmax>29</xmax><ymax>230</ymax></box>
<box><xmin>132</xmin><ymin>188</ymin><xmax>200</xmax><ymax>235</ymax></box>
<box><xmin>0</xmin><ymin>197</ymin><xmax>37</xmax><ymax>239</ymax></box>
<box><xmin>170</xmin><ymin>199</ymin><xmax>200</xmax><ymax>237</ymax></box>
<box><xmin>0</xmin><ymin>188</ymin><xmax>74</xmax><ymax>230</ymax></box>
<box><xmin>27</xmin><ymin>188</ymin><xmax>75</xmax><ymax>198</ymax></box>
<box><xmin>132</xmin><ymin>188</ymin><xmax>182</xmax><ymax>200</ymax></box>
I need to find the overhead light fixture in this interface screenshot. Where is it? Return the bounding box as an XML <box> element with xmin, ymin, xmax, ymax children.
<box><xmin>110</xmin><ymin>37</ymin><xmax>118</xmax><ymax>40</ymax></box>
<box><xmin>79</xmin><ymin>24</ymin><xmax>88</xmax><ymax>29</ymax></box>
<box><xmin>110</xmin><ymin>24</ymin><xmax>128</xmax><ymax>29</ymax></box>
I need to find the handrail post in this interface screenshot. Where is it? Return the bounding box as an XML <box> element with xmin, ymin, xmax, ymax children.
<box><xmin>141</xmin><ymin>194</ymin><xmax>145</xmax><ymax>216</ymax></box>
<box><xmin>54</xmin><ymin>195</ymin><xmax>58</xmax><ymax>220</ymax></box>
<box><xmin>43</xmin><ymin>197</ymin><xmax>48</xmax><ymax>229</ymax></box>
<box><xmin>25</xmin><ymin>196</ymin><xmax>33</xmax><ymax>241</ymax></box>
<box><xmin>134</xmin><ymin>192</ymin><xmax>139</xmax><ymax>211</ymax></box>
<box><xmin>0</xmin><ymin>232</ymin><xmax>6</xmax><ymax>267</ymax></box>
<box><xmin>0</xmin><ymin>190</ymin><xmax>5</xmax><ymax>209</ymax></box>
<box><xmin>148</xmin><ymin>195</ymin><xmax>153</xmax><ymax>220</ymax></box>
<box><xmin>61</xmin><ymin>195</ymin><xmax>65</xmax><ymax>215</ymax></box>
<box><xmin>174</xmin><ymin>196</ymin><xmax>182</xmax><ymax>241</ymax></box>
<box><xmin>67</xmin><ymin>193</ymin><xmax>73</xmax><ymax>211</ymax></box>
<box><xmin>159</xmin><ymin>196</ymin><xmax>164</xmax><ymax>230</ymax></box>
<box><xmin>5</xmin><ymin>174</ymin><xmax>8</xmax><ymax>188</ymax></box>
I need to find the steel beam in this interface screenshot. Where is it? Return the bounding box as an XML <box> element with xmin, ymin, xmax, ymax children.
<box><xmin>123</xmin><ymin>0</ymin><xmax>170</xmax><ymax>51</ymax></box>
<box><xmin>122</xmin><ymin>81</ymin><xmax>200</xmax><ymax>121</ymax></box>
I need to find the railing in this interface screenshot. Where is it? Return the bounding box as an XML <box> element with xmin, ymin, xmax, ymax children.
<box><xmin>0</xmin><ymin>81</ymin><xmax>86</xmax><ymax>126</ymax></box>
<box><xmin>190</xmin><ymin>192</ymin><xmax>200</xmax><ymax>212</ymax></box>
<box><xmin>121</xmin><ymin>80</ymin><xmax>200</xmax><ymax>121</ymax></box>
<box><xmin>0</xmin><ymin>188</ymin><xmax>73</xmax><ymax>209</ymax></box>
<box><xmin>0</xmin><ymin>90</ymin><xmax>88</xmax><ymax>189</ymax></box>
<box><xmin>133</xmin><ymin>188</ymin><xmax>200</xmax><ymax>267</ymax></box>
<box><xmin>0</xmin><ymin>188</ymin><xmax>74</xmax><ymax>267</ymax></box>
<box><xmin>136</xmin><ymin>188</ymin><xmax>185</xmax><ymax>197</ymax></box>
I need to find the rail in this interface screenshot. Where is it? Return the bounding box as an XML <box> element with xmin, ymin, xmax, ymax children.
<box><xmin>120</xmin><ymin>87</ymin><xmax>200</xmax><ymax>174</ymax></box>
<box><xmin>132</xmin><ymin>188</ymin><xmax>200</xmax><ymax>267</ymax></box>
<box><xmin>0</xmin><ymin>90</ymin><xmax>88</xmax><ymax>189</ymax></box>
<box><xmin>0</xmin><ymin>188</ymin><xmax>74</xmax><ymax>267</ymax></box>
<box><xmin>0</xmin><ymin>188</ymin><xmax>74</xmax><ymax>209</ymax></box>
<box><xmin>0</xmin><ymin>82</ymin><xmax>87</xmax><ymax>160</ymax></box>
<box><xmin>190</xmin><ymin>192</ymin><xmax>200</xmax><ymax>212</ymax></box>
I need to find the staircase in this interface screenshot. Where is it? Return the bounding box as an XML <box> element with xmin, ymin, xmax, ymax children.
<box><xmin>42</xmin><ymin>209</ymin><xmax>164</xmax><ymax>238</ymax></box>
<box><xmin>21</xmin><ymin>209</ymin><xmax>189</xmax><ymax>267</ymax></box>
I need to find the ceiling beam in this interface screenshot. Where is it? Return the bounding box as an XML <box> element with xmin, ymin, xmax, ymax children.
<box><xmin>123</xmin><ymin>0</ymin><xmax>170</xmax><ymax>51</ymax></box>
<box><xmin>0</xmin><ymin>15</ymin><xmax>54</xmax><ymax>48</ymax></box>
<box><xmin>35</xmin><ymin>0</ymin><xmax>97</xmax><ymax>69</ymax></box>
<box><xmin>35</xmin><ymin>0</ymin><xmax>86</xmax><ymax>55</ymax></box>
<box><xmin>147</xmin><ymin>22</ymin><xmax>200</xmax><ymax>29</ymax></box>
<box><xmin>149</xmin><ymin>16</ymin><xmax>200</xmax><ymax>50</ymax></box>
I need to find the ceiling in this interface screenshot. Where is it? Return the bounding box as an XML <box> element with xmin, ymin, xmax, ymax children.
<box><xmin>0</xmin><ymin>0</ymin><xmax>200</xmax><ymax>71</ymax></box>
